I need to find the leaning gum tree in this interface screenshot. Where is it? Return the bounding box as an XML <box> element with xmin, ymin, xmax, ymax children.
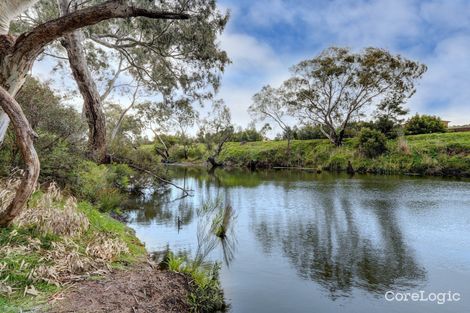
<box><xmin>0</xmin><ymin>0</ymin><xmax>189</xmax><ymax>226</ymax></box>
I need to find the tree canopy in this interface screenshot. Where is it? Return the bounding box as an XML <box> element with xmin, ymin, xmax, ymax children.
<box><xmin>284</xmin><ymin>47</ymin><xmax>427</xmax><ymax>146</ymax></box>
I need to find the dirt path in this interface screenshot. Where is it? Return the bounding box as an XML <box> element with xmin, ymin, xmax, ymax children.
<box><xmin>48</xmin><ymin>263</ymin><xmax>190</xmax><ymax>313</ymax></box>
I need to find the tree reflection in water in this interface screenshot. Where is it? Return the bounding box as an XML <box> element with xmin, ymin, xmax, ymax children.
<box><xmin>128</xmin><ymin>172</ymin><xmax>238</xmax><ymax>268</ymax></box>
<box><xmin>127</xmin><ymin>188</ymin><xmax>196</xmax><ymax>227</ymax></box>
<box><xmin>252</xmin><ymin>181</ymin><xmax>426</xmax><ymax>299</ymax></box>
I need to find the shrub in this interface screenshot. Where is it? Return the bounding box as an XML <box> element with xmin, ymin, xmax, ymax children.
<box><xmin>397</xmin><ymin>137</ymin><xmax>411</xmax><ymax>155</ymax></box>
<box><xmin>0</xmin><ymin>181</ymin><xmax>140</xmax><ymax>304</ymax></box>
<box><xmin>170</xmin><ymin>144</ymin><xmax>188</xmax><ymax>161</ymax></box>
<box><xmin>96</xmin><ymin>188</ymin><xmax>125</xmax><ymax>212</ymax></box>
<box><xmin>161</xmin><ymin>251</ymin><xmax>226</xmax><ymax>313</ymax></box>
<box><xmin>74</xmin><ymin>161</ymin><xmax>133</xmax><ymax>211</ymax></box>
<box><xmin>373</xmin><ymin>115</ymin><xmax>401</xmax><ymax>139</ymax></box>
<box><xmin>357</xmin><ymin>128</ymin><xmax>388</xmax><ymax>158</ymax></box>
<box><xmin>187</xmin><ymin>144</ymin><xmax>207</xmax><ymax>160</ymax></box>
<box><xmin>405</xmin><ymin>114</ymin><xmax>447</xmax><ymax>135</ymax></box>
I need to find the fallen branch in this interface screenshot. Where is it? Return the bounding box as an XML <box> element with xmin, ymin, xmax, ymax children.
<box><xmin>112</xmin><ymin>156</ymin><xmax>192</xmax><ymax>198</ymax></box>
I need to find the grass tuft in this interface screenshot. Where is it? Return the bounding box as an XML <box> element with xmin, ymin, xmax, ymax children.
<box><xmin>0</xmin><ymin>179</ymin><xmax>146</xmax><ymax>311</ymax></box>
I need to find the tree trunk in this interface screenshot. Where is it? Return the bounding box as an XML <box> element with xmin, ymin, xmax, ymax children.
<box><xmin>0</xmin><ymin>86</ymin><xmax>39</xmax><ymax>226</ymax></box>
<box><xmin>0</xmin><ymin>111</ymin><xmax>9</xmax><ymax>144</ymax></box>
<box><xmin>207</xmin><ymin>132</ymin><xmax>230</xmax><ymax>169</ymax></box>
<box><xmin>286</xmin><ymin>136</ymin><xmax>291</xmax><ymax>165</ymax></box>
<box><xmin>207</xmin><ymin>156</ymin><xmax>222</xmax><ymax>168</ymax></box>
<box><xmin>0</xmin><ymin>0</ymin><xmax>188</xmax><ymax>227</ymax></box>
<box><xmin>59</xmin><ymin>0</ymin><xmax>107</xmax><ymax>163</ymax></box>
<box><xmin>0</xmin><ymin>34</ymin><xmax>28</xmax><ymax>145</ymax></box>
<box><xmin>111</xmin><ymin>85</ymin><xmax>138</xmax><ymax>142</ymax></box>
<box><xmin>334</xmin><ymin>129</ymin><xmax>345</xmax><ymax>147</ymax></box>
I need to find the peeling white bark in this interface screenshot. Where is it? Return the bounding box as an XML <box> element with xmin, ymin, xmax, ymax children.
<box><xmin>0</xmin><ymin>0</ymin><xmax>37</xmax><ymax>144</ymax></box>
<box><xmin>0</xmin><ymin>79</ymin><xmax>26</xmax><ymax>145</ymax></box>
<box><xmin>0</xmin><ymin>0</ymin><xmax>39</xmax><ymax>35</ymax></box>
<box><xmin>0</xmin><ymin>111</ymin><xmax>9</xmax><ymax>143</ymax></box>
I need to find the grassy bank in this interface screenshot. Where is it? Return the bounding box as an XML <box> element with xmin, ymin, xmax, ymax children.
<box><xmin>218</xmin><ymin>132</ymin><xmax>470</xmax><ymax>177</ymax></box>
<box><xmin>0</xmin><ymin>178</ymin><xmax>227</xmax><ymax>312</ymax></box>
<box><xmin>0</xmin><ymin>181</ymin><xmax>146</xmax><ymax>312</ymax></box>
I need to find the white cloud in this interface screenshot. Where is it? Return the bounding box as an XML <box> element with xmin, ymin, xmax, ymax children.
<box><xmin>220</xmin><ymin>32</ymin><xmax>283</xmax><ymax>75</ymax></box>
<box><xmin>320</xmin><ymin>0</ymin><xmax>421</xmax><ymax>47</ymax></box>
<box><xmin>217</xmin><ymin>30</ymin><xmax>292</xmax><ymax>129</ymax></box>
<box><xmin>246</xmin><ymin>0</ymin><xmax>297</xmax><ymax>27</ymax></box>
<box><xmin>219</xmin><ymin>0</ymin><xmax>470</xmax><ymax>127</ymax></box>
<box><xmin>411</xmin><ymin>35</ymin><xmax>470</xmax><ymax>125</ymax></box>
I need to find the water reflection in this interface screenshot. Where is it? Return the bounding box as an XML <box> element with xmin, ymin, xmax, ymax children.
<box><xmin>126</xmin><ymin>187</ymin><xmax>195</xmax><ymax>227</ymax></box>
<box><xmin>126</xmin><ymin>167</ymin><xmax>470</xmax><ymax>313</ymax></box>
<box><xmin>251</xmin><ymin>179</ymin><xmax>426</xmax><ymax>298</ymax></box>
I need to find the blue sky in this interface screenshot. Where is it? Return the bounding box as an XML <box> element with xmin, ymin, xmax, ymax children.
<box><xmin>32</xmin><ymin>0</ymin><xmax>470</xmax><ymax>131</ymax></box>
<box><xmin>216</xmin><ymin>0</ymin><xmax>470</xmax><ymax>127</ymax></box>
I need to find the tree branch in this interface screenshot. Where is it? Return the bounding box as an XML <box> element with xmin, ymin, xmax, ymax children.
<box><xmin>11</xmin><ymin>0</ymin><xmax>190</xmax><ymax>67</ymax></box>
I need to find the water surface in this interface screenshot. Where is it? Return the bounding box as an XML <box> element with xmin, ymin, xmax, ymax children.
<box><xmin>126</xmin><ymin>168</ymin><xmax>470</xmax><ymax>313</ymax></box>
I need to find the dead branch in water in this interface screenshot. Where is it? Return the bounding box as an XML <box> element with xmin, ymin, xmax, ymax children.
<box><xmin>112</xmin><ymin>156</ymin><xmax>192</xmax><ymax>199</ymax></box>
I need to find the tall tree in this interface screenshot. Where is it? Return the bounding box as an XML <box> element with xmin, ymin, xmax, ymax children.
<box><xmin>250</xmin><ymin>85</ymin><xmax>294</xmax><ymax>159</ymax></box>
<box><xmin>171</xmin><ymin>100</ymin><xmax>198</xmax><ymax>160</ymax></box>
<box><xmin>58</xmin><ymin>0</ymin><xmax>109</xmax><ymax>163</ymax></box>
<box><xmin>23</xmin><ymin>0</ymin><xmax>229</xmax><ymax>163</ymax></box>
<box><xmin>0</xmin><ymin>0</ymin><xmax>189</xmax><ymax>226</ymax></box>
<box><xmin>137</xmin><ymin>99</ymin><xmax>197</xmax><ymax>163</ymax></box>
<box><xmin>286</xmin><ymin>47</ymin><xmax>427</xmax><ymax>146</ymax></box>
<box><xmin>198</xmin><ymin>100</ymin><xmax>233</xmax><ymax>168</ymax></box>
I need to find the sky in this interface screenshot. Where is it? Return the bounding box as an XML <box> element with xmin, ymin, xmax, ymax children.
<box><xmin>32</xmin><ymin>0</ymin><xmax>470</xmax><ymax>132</ymax></box>
<box><xmin>215</xmin><ymin>0</ymin><xmax>470</xmax><ymax>127</ymax></box>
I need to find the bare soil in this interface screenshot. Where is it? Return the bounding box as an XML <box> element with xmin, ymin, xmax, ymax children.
<box><xmin>48</xmin><ymin>262</ymin><xmax>190</xmax><ymax>313</ymax></box>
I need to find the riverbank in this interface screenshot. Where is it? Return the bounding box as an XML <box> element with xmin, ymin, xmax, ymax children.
<box><xmin>218</xmin><ymin>132</ymin><xmax>470</xmax><ymax>177</ymax></box>
<box><xmin>0</xmin><ymin>181</ymin><xmax>195</xmax><ymax>312</ymax></box>
<box><xmin>49</xmin><ymin>263</ymin><xmax>190</xmax><ymax>313</ymax></box>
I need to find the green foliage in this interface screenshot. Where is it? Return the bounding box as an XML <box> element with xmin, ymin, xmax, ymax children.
<box><xmin>0</xmin><ymin>77</ymin><xmax>86</xmax><ymax>183</ymax></box>
<box><xmin>165</xmin><ymin>252</ymin><xmax>186</xmax><ymax>272</ymax></box>
<box><xmin>187</xmin><ymin>264</ymin><xmax>225</xmax><ymax>313</ymax></box>
<box><xmin>357</xmin><ymin>128</ymin><xmax>388</xmax><ymax>158</ymax></box>
<box><xmin>405</xmin><ymin>114</ymin><xmax>447</xmax><ymax>135</ymax></box>
<box><xmin>231</xmin><ymin>126</ymin><xmax>265</xmax><ymax>142</ymax></box>
<box><xmin>279</xmin><ymin>47</ymin><xmax>426</xmax><ymax>145</ymax></box>
<box><xmin>372</xmin><ymin>115</ymin><xmax>401</xmax><ymax>139</ymax></box>
<box><xmin>74</xmin><ymin>161</ymin><xmax>134</xmax><ymax>211</ymax></box>
<box><xmin>198</xmin><ymin>101</ymin><xmax>234</xmax><ymax>163</ymax></box>
<box><xmin>290</xmin><ymin>125</ymin><xmax>327</xmax><ymax>140</ymax></box>
<box><xmin>218</xmin><ymin>132</ymin><xmax>470</xmax><ymax>177</ymax></box>
<box><xmin>187</xmin><ymin>144</ymin><xmax>208</xmax><ymax>161</ymax></box>
<box><xmin>95</xmin><ymin>189</ymin><xmax>125</xmax><ymax>213</ymax></box>
<box><xmin>162</xmin><ymin>251</ymin><xmax>226</xmax><ymax>313</ymax></box>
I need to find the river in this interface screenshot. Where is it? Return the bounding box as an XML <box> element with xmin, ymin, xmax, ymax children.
<box><xmin>125</xmin><ymin>167</ymin><xmax>470</xmax><ymax>313</ymax></box>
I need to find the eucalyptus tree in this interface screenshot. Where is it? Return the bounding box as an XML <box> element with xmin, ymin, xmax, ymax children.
<box><xmin>198</xmin><ymin>100</ymin><xmax>233</xmax><ymax>168</ymax></box>
<box><xmin>137</xmin><ymin>99</ymin><xmax>197</xmax><ymax>162</ymax></box>
<box><xmin>286</xmin><ymin>47</ymin><xmax>427</xmax><ymax>146</ymax></box>
<box><xmin>250</xmin><ymin>85</ymin><xmax>295</xmax><ymax>157</ymax></box>
<box><xmin>109</xmin><ymin>83</ymin><xmax>142</xmax><ymax>143</ymax></box>
<box><xmin>0</xmin><ymin>0</ymin><xmax>193</xmax><ymax>226</ymax></box>
<box><xmin>57</xmin><ymin>0</ymin><xmax>228</xmax><ymax>162</ymax></box>
<box><xmin>171</xmin><ymin>100</ymin><xmax>198</xmax><ymax>159</ymax></box>
<box><xmin>11</xmin><ymin>0</ymin><xmax>229</xmax><ymax>163</ymax></box>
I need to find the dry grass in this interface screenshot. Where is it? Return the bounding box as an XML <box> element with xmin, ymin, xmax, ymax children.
<box><xmin>15</xmin><ymin>184</ymin><xmax>89</xmax><ymax>238</ymax></box>
<box><xmin>86</xmin><ymin>233</ymin><xmax>129</xmax><ymax>262</ymax></box>
<box><xmin>0</xmin><ymin>179</ymin><xmax>131</xmax><ymax>299</ymax></box>
<box><xmin>397</xmin><ymin>137</ymin><xmax>411</xmax><ymax>155</ymax></box>
<box><xmin>0</xmin><ymin>175</ymin><xmax>21</xmax><ymax>215</ymax></box>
